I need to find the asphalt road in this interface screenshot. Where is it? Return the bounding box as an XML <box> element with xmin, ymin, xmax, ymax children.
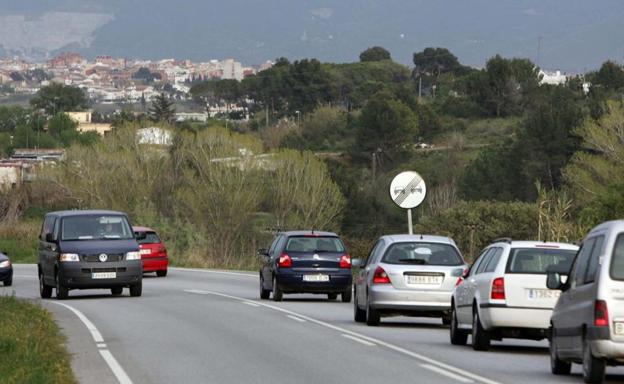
<box><xmin>3</xmin><ymin>264</ymin><xmax>624</xmax><ymax>384</ymax></box>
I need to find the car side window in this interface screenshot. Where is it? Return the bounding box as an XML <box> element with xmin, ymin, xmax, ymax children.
<box><xmin>40</xmin><ymin>216</ymin><xmax>55</xmax><ymax>241</ymax></box>
<box><xmin>475</xmin><ymin>249</ymin><xmax>495</xmax><ymax>275</ymax></box>
<box><xmin>469</xmin><ymin>249</ymin><xmax>491</xmax><ymax>277</ymax></box>
<box><xmin>268</xmin><ymin>235</ymin><xmax>282</xmax><ymax>259</ymax></box>
<box><xmin>571</xmin><ymin>238</ymin><xmax>596</xmax><ymax>288</ymax></box>
<box><xmin>366</xmin><ymin>240</ymin><xmax>385</xmax><ymax>266</ymax></box>
<box><xmin>484</xmin><ymin>248</ymin><xmax>503</xmax><ymax>273</ymax></box>
<box><xmin>585</xmin><ymin>235</ymin><xmax>604</xmax><ymax>284</ymax></box>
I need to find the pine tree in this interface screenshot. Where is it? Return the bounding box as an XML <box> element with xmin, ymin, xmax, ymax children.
<box><xmin>149</xmin><ymin>93</ymin><xmax>175</xmax><ymax>122</ymax></box>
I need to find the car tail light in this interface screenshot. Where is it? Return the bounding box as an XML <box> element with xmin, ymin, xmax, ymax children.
<box><xmin>491</xmin><ymin>277</ymin><xmax>505</xmax><ymax>300</ymax></box>
<box><xmin>278</xmin><ymin>253</ymin><xmax>292</xmax><ymax>268</ymax></box>
<box><xmin>339</xmin><ymin>254</ymin><xmax>351</xmax><ymax>268</ymax></box>
<box><xmin>373</xmin><ymin>266</ymin><xmax>390</xmax><ymax>284</ymax></box>
<box><xmin>595</xmin><ymin>300</ymin><xmax>609</xmax><ymax>327</ymax></box>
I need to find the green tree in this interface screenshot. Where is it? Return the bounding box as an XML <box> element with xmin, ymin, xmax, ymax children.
<box><xmin>413</xmin><ymin>47</ymin><xmax>462</xmax><ymax>78</ymax></box>
<box><xmin>149</xmin><ymin>93</ymin><xmax>176</xmax><ymax>122</ymax></box>
<box><xmin>48</xmin><ymin>113</ymin><xmax>80</xmax><ymax>146</ymax></box>
<box><xmin>30</xmin><ymin>84</ymin><xmax>88</xmax><ymax>115</ymax></box>
<box><xmin>592</xmin><ymin>61</ymin><xmax>624</xmax><ymax>92</ymax></box>
<box><xmin>359</xmin><ymin>46</ymin><xmax>392</xmax><ymax>62</ymax></box>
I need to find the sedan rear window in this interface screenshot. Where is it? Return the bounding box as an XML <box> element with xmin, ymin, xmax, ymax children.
<box><xmin>611</xmin><ymin>233</ymin><xmax>624</xmax><ymax>280</ymax></box>
<box><xmin>507</xmin><ymin>248</ymin><xmax>576</xmax><ymax>274</ymax></box>
<box><xmin>136</xmin><ymin>232</ymin><xmax>161</xmax><ymax>244</ymax></box>
<box><xmin>381</xmin><ymin>242</ymin><xmax>463</xmax><ymax>266</ymax></box>
<box><xmin>285</xmin><ymin>236</ymin><xmax>345</xmax><ymax>253</ymax></box>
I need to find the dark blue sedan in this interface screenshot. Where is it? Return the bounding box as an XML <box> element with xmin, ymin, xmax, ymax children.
<box><xmin>0</xmin><ymin>251</ymin><xmax>12</xmax><ymax>286</ymax></box>
<box><xmin>258</xmin><ymin>231</ymin><xmax>352</xmax><ymax>302</ymax></box>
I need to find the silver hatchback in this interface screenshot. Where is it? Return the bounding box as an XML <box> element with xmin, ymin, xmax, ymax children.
<box><xmin>353</xmin><ymin>234</ymin><xmax>467</xmax><ymax>326</ymax></box>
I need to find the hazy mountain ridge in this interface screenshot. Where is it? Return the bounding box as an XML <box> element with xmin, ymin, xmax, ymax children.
<box><xmin>0</xmin><ymin>0</ymin><xmax>622</xmax><ymax>71</ymax></box>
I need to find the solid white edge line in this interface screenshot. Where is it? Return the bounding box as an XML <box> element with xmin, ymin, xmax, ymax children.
<box><xmin>421</xmin><ymin>364</ymin><xmax>474</xmax><ymax>383</ymax></box>
<box><xmin>51</xmin><ymin>302</ymin><xmax>104</xmax><ymax>343</ymax></box>
<box><xmin>184</xmin><ymin>289</ymin><xmax>502</xmax><ymax>384</ymax></box>
<box><xmin>342</xmin><ymin>334</ymin><xmax>376</xmax><ymax>346</ymax></box>
<box><xmin>287</xmin><ymin>315</ymin><xmax>306</xmax><ymax>323</ymax></box>
<box><xmin>243</xmin><ymin>301</ymin><xmax>260</xmax><ymax>307</ymax></box>
<box><xmin>169</xmin><ymin>267</ymin><xmax>255</xmax><ymax>277</ymax></box>
<box><xmin>99</xmin><ymin>349</ymin><xmax>133</xmax><ymax>384</ymax></box>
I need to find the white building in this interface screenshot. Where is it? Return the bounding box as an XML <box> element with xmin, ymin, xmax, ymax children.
<box><xmin>220</xmin><ymin>59</ymin><xmax>244</xmax><ymax>81</ymax></box>
<box><xmin>539</xmin><ymin>70</ymin><xmax>567</xmax><ymax>85</ymax></box>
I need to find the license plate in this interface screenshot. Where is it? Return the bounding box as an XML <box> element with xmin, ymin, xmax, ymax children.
<box><xmin>615</xmin><ymin>322</ymin><xmax>624</xmax><ymax>336</ymax></box>
<box><xmin>140</xmin><ymin>249</ymin><xmax>151</xmax><ymax>255</ymax></box>
<box><xmin>405</xmin><ymin>275</ymin><xmax>443</xmax><ymax>285</ymax></box>
<box><xmin>92</xmin><ymin>272</ymin><xmax>116</xmax><ymax>279</ymax></box>
<box><xmin>527</xmin><ymin>289</ymin><xmax>560</xmax><ymax>299</ymax></box>
<box><xmin>303</xmin><ymin>274</ymin><xmax>329</xmax><ymax>282</ymax></box>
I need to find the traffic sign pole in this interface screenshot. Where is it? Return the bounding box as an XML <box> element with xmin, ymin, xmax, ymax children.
<box><xmin>407</xmin><ymin>209</ymin><xmax>413</xmax><ymax>235</ymax></box>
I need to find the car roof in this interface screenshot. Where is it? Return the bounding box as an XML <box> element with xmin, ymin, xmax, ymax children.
<box><xmin>492</xmin><ymin>240</ymin><xmax>579</xmax><ymax>250</ymax></box>
<box><xmin>132</xmin><ymin>226</ymin><xmax>156</xmax><ymax>233</ymax></box>
<box><xmin>46</xmin><ymin>210</ymin><xmax>128</xmax><ymax>218</ymax></box>
<box><xmin>281</xmin><ymin>230</ymin><xmax>339</xmax><ymax>237</ymax></box>
<box><xmin>588</xmin><ymin>220</ymin><xmax>624</xmax><ymax>236</ymax></box>
<box><xmin>380</xmin><ymin>234</ymin><xmax>457</xmax><ymax>246</ymax></box>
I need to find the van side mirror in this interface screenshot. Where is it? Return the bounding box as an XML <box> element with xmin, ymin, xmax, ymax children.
<box><xmin>352</xmin><ymin>259</ymin><xmax>363</xmax><ymax>268</ymax></box>
<box><xmin>546</xmin><ymin>272</ymin><xmax>566</xmax><ymax>291</ymax></box>
<box><xmin>45</xmin><ymin>233</ymin><xmax>55</xmax><ymax>242</ymax></box>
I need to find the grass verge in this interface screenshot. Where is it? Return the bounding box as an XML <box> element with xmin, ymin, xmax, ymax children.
<box><xmin>0</xmin><ymin>295</ymin><xmax>76</xmax><ymax>384</ymax></box>
<box><xmin>0</xmin><ymin>220</ymin><xmax>39</xmax><ymax>263</ymax></box>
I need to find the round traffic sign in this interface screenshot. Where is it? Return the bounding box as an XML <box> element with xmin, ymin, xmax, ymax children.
<box><xmin>389</xmin><ymin>171</ymin><xmax>426</xmax><ymax>209</ymax></box>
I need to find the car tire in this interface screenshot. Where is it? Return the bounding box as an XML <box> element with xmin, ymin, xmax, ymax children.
<box><xmin>272</xmin><ymin>276</ymin><xmax>283</xmax><ymax>302</ymax></box>
<box><xmin>4</xmin><ymin>278</ymin><xmax>12</xmax><ymax>287</ymax></box>
<box><xmin>366</xmin><ymin>296</ymin><xmax>380</xmax><ymax>326</ymax></box>
<box><xmin>130</xmin><ymin>281</ymin><xmax>142</xmax><ymax>297</ymax></box>
<box><xmin>327</xmin><ymin>293</ymin><xmax>338</xmax><ymax>301</ymax></box>
<box><xmin>39</xmin><ymin>273</ymin><xmax>52</xmax><ymax>299</ymax></box>
<box><xmin>471</xmin><ymin>309</ymin><xmax>490</xmax><ymax>351</ymax></box>
<box><xmin>156</xmin><ymin>270</ymin><xmax>167</xmax><ymax>277</ymax></box>
<box><xmin>259</xmin><ymin>276</ymin><xmax>270</xmax><ymax>300</ymax></box>
<box><xmin>450</xmin><ymin>306</ymin><xmax>468</xmax><ymax>346</ymax></box>
<box><xmin>56</xmin><ymin>274</ymin><xmax>68</xmax><ymax>300</ymax></box>
<box><xmin>111</xmin><ymin>287</ymin><xmax>123</xmax><ymax>296</ymax></box>
<box><xmin>341</xmin><ymin>288</ymin><xmax>352</xmax><ymax>303</ymax></box>
<box><xmin>550</xmin><ymin>329</ymin><xmax>571</xmax><ymax>375</ymax></box>
<box><xmin>583</xmin><ymin>336</ymin><xmax>606</xmax><ymax>383</ymax></box>
<box><xmin>354</xmin><ymin>288</ymin><xmax>366</xmax><ymax>323</ymax></box>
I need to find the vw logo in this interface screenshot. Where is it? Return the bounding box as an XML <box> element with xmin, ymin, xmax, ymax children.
<box><xmin>313</xmin><ymin>254</ymin><xmax>320</xmax><ymax>260</ymax></box>
<box><xmin>98</xmin><ymin>253</ymin><xmax>108</xmax><ymax>262</ymax></box>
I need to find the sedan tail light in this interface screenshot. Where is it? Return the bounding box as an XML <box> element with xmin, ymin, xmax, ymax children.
<box><xmin>278</xmin><ymin>253</ymin><xmax>292</xmax><ymax>268</ymax></box>
<box><xmin>339</xmin><ymin>254</ymin><xmax>351</xmax><ymax>269</ymax></box>
<box><xmin>373</xmin><ymin>266</ymin><xmax>390</xmax><ymax>284</ymax></box>
<box><xmin>491</xmin><ymin>277</ymin><xmax>505</xmax><ymax>300</ymax></box>
<box><xmin>595</xmin><ymin>300</ymin><xmax>609</xmax><ymax>327</ymax></box>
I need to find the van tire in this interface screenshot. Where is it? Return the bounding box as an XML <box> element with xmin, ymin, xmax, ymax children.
<box><xmin>56</xmin><ymin>274</ymin><xmax>68</xmax><ymax>300</ymax></box>
<box><xmin>39</xmin><ymin>272</ymin><xmax>52</xmax><ymax>299</ymax></box>
<box><xmin>3</xmin><ymin>278</ymin><xmax>12</xmax><ymax>287</ymax></box>
<box><xmin>550</xmin><ymin>330</ymin><xmax>571</xmax><ymax>375</ymax></box>
<box><xmin>129</xmin><ymin>281</ymin><xmax>142</xmax><ymax>297</ymax></box>
<box><xmin>583</xmin><ymin>336</ymin><xmax>605</xmax><ymax>383</ymax></box>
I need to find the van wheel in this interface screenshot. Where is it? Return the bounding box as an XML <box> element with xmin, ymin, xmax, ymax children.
<box><xmin>156</xmin><ymin>270</ymin><xmax>167</xmax><ymax>277</ymax></box>
<box><xmin>111</xmin><ymin>287</ymin><xmax>123</xmax><ymax>296</ymax></box>
<box><xmin>341</xmin><ymin>288</ymin><xmax>352</xmax><ymax>303</ymax></box>
<box><xmin>272</xmin><ymin>276</ymin><xmax>283</xmax><ymax>302</ymax></box>
<box><xmin>39</xmin><ymin>273</ymin><xmax>52</xmax><ymax>299</ymax></box>
<box><xmin>129</xmin><ymin>281</ymin><xmax>142</xmax><ymax>297</ymax></box>
<box><xmin>327</xmin><ymin>293</ymin><xmax>338</xmax><ymax>300</ymax></box>
<box><xmin>366</xmin><ymin>296</ymin><xmax>380</xmax><ymax>326</ymax></box>
<box><xmin>550</xmin><ymin>330</ymin><xmax>571</xmax><ymax>375</ymax></box>
<box><xmin>471</xmin><ymin>309</ymin><xmax>490</xmax><ymax>351</ymax></box>
<box><xmin>56</xmin><ymin>275</ymin><xmax>68</xmax><ymax>300</ymax></box>
<box><xmin>353</xmin><ymin>288</ymin><xmax>366</xmax><ymax>323</ymax></box>
<box><xmin>583</xmin><ymin>336</ymin><xmax>605</xmax><ymax>383</ymax></box>
<box><xmin>450</xmin><ymin>306</ymin><xmax>468</xmax><ymax>345</ymax></box>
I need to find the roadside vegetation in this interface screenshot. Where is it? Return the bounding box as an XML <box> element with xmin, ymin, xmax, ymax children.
<box><xmin>2</xmin><ymin>47</ymin><xmax>624</xmax><ymax>264</ymax></box>
<box><xmin>0</xmin><ymin>295</ymin><xmax>76</xmax><ymax>384</ymax></box>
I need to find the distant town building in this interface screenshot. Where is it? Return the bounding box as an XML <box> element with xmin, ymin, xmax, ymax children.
<box><xmin>220</xmin><ymin>59</ymin><xmax>244</xmax><ymax>81</ymax></box>
<box><xmin>47</xmin><ymin>52</ymin><xmax>86</xmax><ymax>68</ymax></box>
<box><xmin>66</xmin><ymin>111</ymin><xmax>113</xmax><ymax>135</ymax></box>
<box><xmin>539</xmin><ymin>70</ymin><xmax>568</xmax><ymax>85</ymax></box>
<box><xmin>136</xmin><ymin>127</ymin><xmax>172</xmax><ymax>146</ymax></box>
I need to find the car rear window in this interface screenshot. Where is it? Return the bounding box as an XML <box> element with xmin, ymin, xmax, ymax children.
<box><xmin>611</xmin><ymin>233</ymin><xmax>624</xmax><ymax>280</ymax></box>
<box><xmin>506</xmin><ymin>248</ymin><xmax>576</xmax><ymax>274</ymax></box>
<box><xmin>381</xmin><ymin>242</ymin><xmax>463</xmax><ymax>266</ymax></box>
<box><xmin>61</xmin><ymin>215</ymin><xmax>134</xmax><ymax>241</ymax></box>
<box><xmin>285</xmin><ymin>236</ymin><xmax>345</xmax><ymax>253</ymax></box>
<box><xmin>137</xmin><ymin>232</ymin><xmax>161</xmax><ymax>244</ymax></box>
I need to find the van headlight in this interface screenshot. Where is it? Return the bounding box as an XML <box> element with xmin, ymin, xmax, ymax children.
<box><xmin>0</xmin><ymin>260</ymin><xmax>10</xmax><ymax>268</ymax></box>
<box><xmin>59</xmin><ymin>253</ymin><xmax>80</xmax><ymax>262</ymax></box>
<box><xmin>125</xmin><ymin>251</ymin><xmax>141</xmax><ymax>260</ymax></box>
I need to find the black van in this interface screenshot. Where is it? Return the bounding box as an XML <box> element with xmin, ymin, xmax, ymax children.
<box><xmin>38</xmin><ymin>210</ymin><xmax>143</xmax><ymax>299</ymax></box>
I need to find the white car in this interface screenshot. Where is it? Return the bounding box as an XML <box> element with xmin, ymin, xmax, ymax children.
<box><xmin>450</xmin><ymin>239</ymin><xmax>578</xmax><ymax>350</ymax></box>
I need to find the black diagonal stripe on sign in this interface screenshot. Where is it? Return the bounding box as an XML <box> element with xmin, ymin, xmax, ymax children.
<box><xmin>394</xmin><ymin>175</ymin><xmax>422</xmax><ymax>206</ymax></box>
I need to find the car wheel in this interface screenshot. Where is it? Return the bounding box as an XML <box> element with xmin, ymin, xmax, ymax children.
<box><xmin>583</xmin><ymin>336</ymin><xmax>605</xmax><ymax>383</ymax></box>
<box><xmin>259</xmin><ymin>276</ymin><xmax>270</xmax><ymax>300</ymax></box>
<box><xmin>471</xmin><ymin>309</ymin><xmax>490</xmax><ymax>351</ymax></box>
<box><xmin>341</xmin><ymin>288</ymin><xmax>352</xmax><ymax>303</ymax></box>
<box><xmin>366</xmin><ymin>295</ymin><xmax>380</xmax><ymax>326</ymax></box>
<box><xmin>550</xmin><ymin>329</ymin><xmax>571</xmax><ymax>375</ymax></box>
<box><xmin>56</xmin><ymin>274</ymin><xmax>68</xmax><ymax>300</ymax></box>
<box><xmin>129</xmin><ymin>281</ymin><xmax>142</xmax><ymax>297</ymax></box>
<box><xmin>39</xmin><ymin>273</ymin><xmax>53</xmax><ymax>299</ymax></box>
<box><xmin>156</xmin><ymin>270</ymin><xmax>167</xmax><ymax>277</ymax></box>
<box><xmin>272</xmin><ymin>276</ymin><xmax>283</xmax><ymax>302</ymax></box>
<box><xmin>111</xmin><ymin>287</ymin><xmax>123</xmax><ymax>296</ymax></box>
<box><xmin>327</xmin><ymin>293</ymin><xmax>338</xmax><ymax>300</ymax></box>
<box><xmin>353</xmin><ymin>287</ymin><xmax>366</xmax><ymax>323</ymax></box>
<box><xmin>450</xmin><ymin>306</ymin><xmax>468</xmax><ymax>346</ymax></box>
<box><xmin>4</xmin><ymin>278</ymin><xmax>12</xmax><ymax>287</ymax></box>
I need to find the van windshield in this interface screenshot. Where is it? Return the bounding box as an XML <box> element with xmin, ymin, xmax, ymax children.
<box><xmin>61</xmin><ymin>215</ymin><xmax>134</xmax><ymax>241</ymax></box>
<box><xmin>611</xmin><ymin>234</ymin><xmax>624</xmax><ymax>280</ymax></box>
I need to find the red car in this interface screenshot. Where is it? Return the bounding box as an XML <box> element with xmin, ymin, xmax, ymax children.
<box><xmin>133</xmin><ymin>226</ymin><xmax>168</xmax><ymax>277</ymax></box>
